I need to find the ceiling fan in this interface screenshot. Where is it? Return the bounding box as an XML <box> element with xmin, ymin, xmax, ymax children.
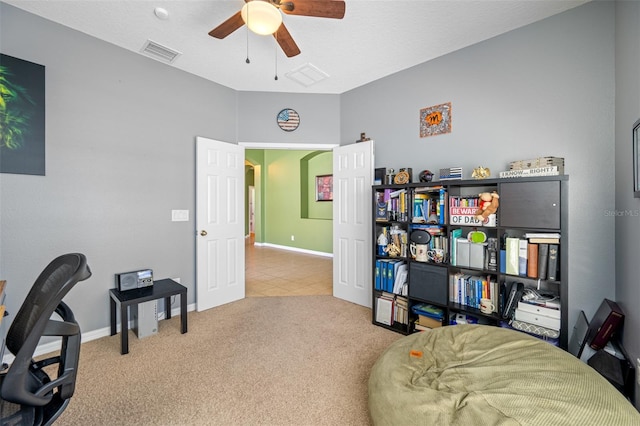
<box><xmin>208</xmin><ymin>0</ymin><xmax>346</xmax><ymax>58</ymax></box>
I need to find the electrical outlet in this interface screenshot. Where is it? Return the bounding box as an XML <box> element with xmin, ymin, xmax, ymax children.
<box><xmin>637</xmin><ymin>358</ymin><xmax>640</xmax><ymax>386</ymax></box>
<box><xmin>291</xmin><ymin>235</ymin><xmax>295</xmax><ymax>241</ymax></box>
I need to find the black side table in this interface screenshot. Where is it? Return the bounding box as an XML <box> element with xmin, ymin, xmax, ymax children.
<box><xmin>109</xmin><ymin>279</ymin><xmax>187</xmax><ymax>354</ymax></box>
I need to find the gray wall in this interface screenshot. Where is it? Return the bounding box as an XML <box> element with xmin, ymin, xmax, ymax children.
<box><xmin>615</xmin><ymin>0</ymin><xmax>640</xmax><ymax>404</ymax></box>
<box><xmin>237</xmin><ymin>91</ymin><xmax>340</xmax><ymax>144</ymax></box>
<box><xmin>342</xmin><ymin>1</ymin><xmax>616</xmax><ymax>351</ymax></box>
<box><xmin>2</xmin><ymin>1</ymin><xmax>639</xmax><ymax>406</ymax></box>
<box><xmin>0</xmin><ymin>4</ymin><xmax>238</xmax><ymax>333</ymax></box>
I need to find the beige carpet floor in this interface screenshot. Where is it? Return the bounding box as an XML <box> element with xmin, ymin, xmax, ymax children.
<box><xmin>55</xmin><ymin>295</ymin><xmax>402</xmax><ymax>426</ymax></box>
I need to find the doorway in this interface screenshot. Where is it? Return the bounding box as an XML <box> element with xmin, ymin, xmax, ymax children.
<box><xmin>243</xmin><ymin>144</ymin><xmax>336</xmax><ymax>297</ymax></box>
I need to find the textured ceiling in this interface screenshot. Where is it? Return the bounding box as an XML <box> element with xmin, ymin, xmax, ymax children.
<box><xmin>4</xmin><ymin>0</ymin><xmax>589</xmax><ymax>94</ymax></box>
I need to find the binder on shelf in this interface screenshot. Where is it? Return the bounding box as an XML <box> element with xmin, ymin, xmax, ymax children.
<box><xmin>537</xmin><ymin>243</ymin><xmax>549</xmax><ymax>280</ymax></box>
<box><xmin>505</xmin><ymin>238</ymin><xmax>519</xmax><ymax>275</ymax></box>
<box><xmin>527</xmin><ymin>243</ymin><xmax>539</xmax><ymax>278</ymax></box>
<box><xmin>547</xmin><ymin>244</ymin><xmax>559</xmax><ymax>280</ymax></box>
<box><xmin>518</xmin><ymin>239</ymin><xmax>528</xmax><ymax>276</ymax></box>
<box><xmin>588</xmin><ymin>299</ymin><xmax>624</xmax><ymax>351</ymax></box>
<box><xmin>375</xmin><ymin>260</ymin><xmax>382</xmax><ymax>290</ymax></box>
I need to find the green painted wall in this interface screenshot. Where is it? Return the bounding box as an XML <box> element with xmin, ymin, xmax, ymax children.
<box><xmin>304</xmin><ymin>151</ymin><xmax>333</xmax><ymax>220</ymax></box>
<box><xmin>245</xmin><ymin>149</ymin><xmax>332</xmax><ymax>253</ymax></box>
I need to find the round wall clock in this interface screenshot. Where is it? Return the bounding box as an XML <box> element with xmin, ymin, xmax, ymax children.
<box><xmin>277</xmin><ymin>108</ymin><xmax>300</xmax><ymax>132</ymax></box>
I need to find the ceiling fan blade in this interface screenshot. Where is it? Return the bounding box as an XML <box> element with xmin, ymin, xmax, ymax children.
<box><xmin>208</xmin><ymin>11</ymin><xmax>245</xmax><ymax>39</ymax></box>
<box><xmin>274</xmin><ymin>23</ymin><xmax>301</xmax><ymax>58</ymax></box>
<box><xmin>279</xmin><ymin>0</ymin><xmax>345</xmax><ymax>19</ymax></box>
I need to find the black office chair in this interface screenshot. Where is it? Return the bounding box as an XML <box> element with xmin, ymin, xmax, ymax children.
<box><xmin>0</xmin><ymin>253</ymin><xmax>91</xmax><ymax>426</ymax></box>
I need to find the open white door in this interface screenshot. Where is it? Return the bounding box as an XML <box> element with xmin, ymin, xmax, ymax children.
<box><xmin>332</xmin><ymin>140</ymin><xmax>374</xmax><ymax>307</ymax></box>
<box><xmin>196</xmin><ymin>137</ymin><xmax>245</xmax><ymax>311</ymax></box>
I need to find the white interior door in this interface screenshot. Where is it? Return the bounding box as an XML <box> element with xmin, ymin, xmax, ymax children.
<box><xmin>332</xmin><ymin>140</ymin><xmax>374</xmax><ymax>307</ymax></box>
<box><xmin>196</xmin><ymin>137</ymin><xmax>245</xmax><ymax>311</ymax></box>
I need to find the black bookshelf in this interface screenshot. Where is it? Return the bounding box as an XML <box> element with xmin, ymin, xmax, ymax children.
<box><xmin>371</xmin><ymin>176</ymin><xmax>569</xmax><ymax>350</ymax></box>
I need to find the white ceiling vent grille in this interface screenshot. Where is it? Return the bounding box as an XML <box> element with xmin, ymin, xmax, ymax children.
<box><xmin>285</xmin><ymin>63</ymin><xmax>329</xmax><ymax>87</ymax></box>
<box><xmin>141</xmin><ymin>40</ymin><xmax>181</xmax><ymax>63</ymax></box>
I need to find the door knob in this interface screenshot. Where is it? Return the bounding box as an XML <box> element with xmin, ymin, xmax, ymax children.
<box><xmin>200</xmin><ymin>230</ymin><xmax>208</xmax><ymax>236</ymax></box>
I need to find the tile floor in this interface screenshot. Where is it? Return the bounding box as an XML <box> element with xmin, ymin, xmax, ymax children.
<box><xmin>245</xmin><ymin>240</ymin><xmax>333</xmax><ymax>297</ymax></box>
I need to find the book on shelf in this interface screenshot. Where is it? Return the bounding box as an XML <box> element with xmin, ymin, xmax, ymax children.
<box><xmin>395</xmin><ymin>296</ymin><xmax>409</xmax><ymax>325</ymax></box>
<box><xmin>411</xmin><ymin>303</ymin><xmax>444</xmax><ymax>320</ymax></box>
<box><xmin>525</xmin><ymin>233</ymin><xmax>561</xmax><ymax>244</ymax></box>
<box><xmin>375</xmin><ymin>202</ymin><xmax>388</xmax><ymax>221</ymax></box>
<box><xmin>588</xmin><ymin>299</ymin><xmax>625</xmax><ymax>351</ymax></box>
<box><xmin>547</xmin><ymin>244</ymin><xmax>559</xmax><ymax>280</ymax></box>
<box><xmin>527</xmin><ymin>243</ymin><xmax>538</xmax><ymax>278</ymax></box>
<box><xmin>417</xmin><ymin>314</ymin><xmax>442</xmax><ymax>329</ymax></box>
<box><xmin>375</xmin><ymin>295</ymin><xmax>394</xmax><ymax>326</ymax></box>
<box><xmin>505</xmin><ymin>237</ymin><xmax>519</xmax><ymax>275</ymax></box>
<box><xmin>537</xmin><ymin>243</ymin><xmax>549</xmax><ymax>280</ymax></box>
<box><xmin>518</xmin><ymin>239</ymin><xmax>528</xmax><ymax>276</ymax></box>
<box><xmin>449</xmin><ymin>229</ymin><xmax>462</xmax><ymax>266</ymax></box>
<box><xmin>528</xmin><ymin>237</ymin><xmax>559</xmax><ymax>244</ymax></box>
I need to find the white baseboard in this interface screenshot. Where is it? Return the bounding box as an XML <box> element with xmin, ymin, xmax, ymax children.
<box><xmin>259</xmin><ymin>243</ymin><xmax>333</xmax><ymax>258</ymax></box>
<box><xmin>2</xmin><ymin>303</ymin><xmax>196</xmax><ymax>365</ymax></box>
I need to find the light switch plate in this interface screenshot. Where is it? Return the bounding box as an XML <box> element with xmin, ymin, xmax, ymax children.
<box><xmin>171</xmin><ymin>210</ymin><xmax>189</xmax><ymax>222</ymax></box>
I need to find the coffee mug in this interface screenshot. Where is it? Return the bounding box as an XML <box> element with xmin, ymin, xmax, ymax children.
<box><xmin>480</xmin><ymin>298</ymin><xmax>495</xmax><ymax>314</ymax></box>
<box><xmin>410</xmin><ymin>244</ymin><xmax>429</xmax><ymax>262</ymax></box>
<box><xmin>427</xmin><ymin>248</ymin><xmax>445</xmax><ymax>264</ymax></box>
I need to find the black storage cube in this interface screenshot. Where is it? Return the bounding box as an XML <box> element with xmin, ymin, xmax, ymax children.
<box><xmin>409</xmin><ymin>262</ymin><xmax>448</xmax><ymax>305</ymax></box>
<box><xmin>499</xmin><ymin>181</ymin><xmax>561</xmax><ymax>229</ymax></box>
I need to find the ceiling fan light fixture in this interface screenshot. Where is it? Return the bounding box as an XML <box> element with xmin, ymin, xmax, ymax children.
<box><xmin>241</xmin><ymin>1</ymin><xmax>283</xmax><ymax>36</ymax></box>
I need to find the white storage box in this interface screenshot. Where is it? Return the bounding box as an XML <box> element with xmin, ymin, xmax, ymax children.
<box><xmin>515</xmin><ymin>308</ymin><xmax>560</xmax><ymax>331</ymax></box>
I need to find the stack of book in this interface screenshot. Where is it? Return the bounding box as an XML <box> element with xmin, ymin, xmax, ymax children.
<box><xmin>411</xmin><ymin>303</ymin><xmax>444</xmax><ymax>331</ymax></box>
<box><xmin>503</xmin><ymin>234</ymin><xmax>560</xmax><ymax>280</ymax></box>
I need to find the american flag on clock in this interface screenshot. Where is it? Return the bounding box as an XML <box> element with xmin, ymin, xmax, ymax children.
<box><xmin>277</xmin><ymin>109</ymin><xmax>300</xmax><ymax>131</ymax></box>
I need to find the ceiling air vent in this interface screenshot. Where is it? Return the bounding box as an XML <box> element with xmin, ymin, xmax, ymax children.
<box><xmin>285</xmin><ymin>63</ymin><xmax>329</xmax><ymax>87</ymax></box>
<box><xmin>140</xmin><ymin>40</ymin><xmax>181</xmax><ymax>63</ymax></box>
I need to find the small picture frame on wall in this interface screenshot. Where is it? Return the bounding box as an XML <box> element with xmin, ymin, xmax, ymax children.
<box><xmin>316</xmin><ymin>174</ymin><xmax>333</xmax><ymax>202</ymax></box>
<box><xmin>634</xmin><ymin>118</ymin><xmax>640</xmax><ymax>198</ymax></box>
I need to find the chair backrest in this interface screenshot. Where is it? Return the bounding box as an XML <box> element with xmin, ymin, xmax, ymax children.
<box><xmin>1</xmin><ymin>253</ymin><xmax>91</xmax><ymax>407</ymax></box>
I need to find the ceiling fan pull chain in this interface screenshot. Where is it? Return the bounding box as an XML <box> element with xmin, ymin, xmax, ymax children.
<box><xmin>274</xmin><ymin>32</ymin><xmax>279</xmax><ymax>80</ymax></box>
<box><xmin>245</xmin><ymin>6</ymin><xmax>250</xmax><ymax>64</ymax></box>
